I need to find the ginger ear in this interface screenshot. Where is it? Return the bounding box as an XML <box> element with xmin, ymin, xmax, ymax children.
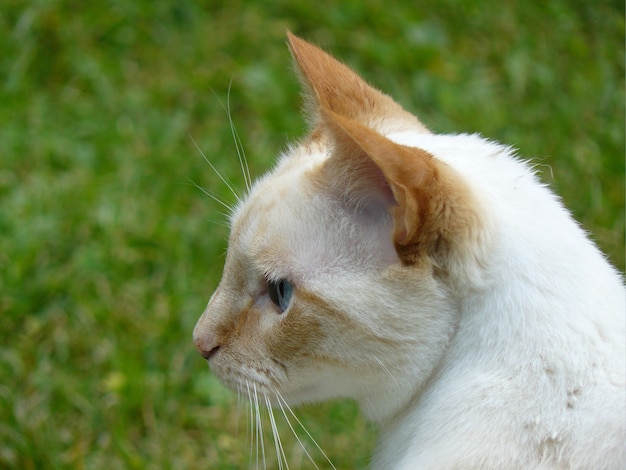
<box><xmin>287</xmin><ymin>31</ymin><xmax>428</xmax><ymax>133</ymax></box>
<box><xmin>321</xmin><ymin>108</ymin><xmax>478</xmax><ymax>263</ymax></box>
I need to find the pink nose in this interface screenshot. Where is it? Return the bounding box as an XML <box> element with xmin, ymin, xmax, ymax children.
<box><xmin>194</xmin><ymin>334</ymin><xmax>220</xmax><ymax>360</ymax></box>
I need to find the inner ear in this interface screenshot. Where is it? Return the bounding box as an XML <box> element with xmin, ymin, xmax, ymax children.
<box><xmin>318</xmin><ymin>108</ymin><xmax>478</xmax><ymax>265</ymax></box>
<box><xmin>316</xmin><ymin>116</ymin><xmax>397</xmax><ymax>219</ymax></box>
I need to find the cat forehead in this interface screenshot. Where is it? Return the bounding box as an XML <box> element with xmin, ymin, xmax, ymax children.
<box><xmin>228</xmin><ymin>143</ymin><xmax>332</xmax><ymax>278</ymax></box>
<box><xmin>230</xmin><ymin>141</ymin><xmax>328</xmax><ymax>231</ymax></box>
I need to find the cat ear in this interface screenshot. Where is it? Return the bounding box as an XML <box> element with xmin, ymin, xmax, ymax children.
<box><xmin>287</xmin><ymin>31</ymin><xmax>428</xmax><ymax>134</ymax></box>
<box><xmin>320</xmin><ymin>108</ymin><xmax>477</xmax><ymax>263</ymax></box>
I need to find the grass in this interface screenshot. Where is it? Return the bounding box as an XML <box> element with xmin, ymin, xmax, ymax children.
<box><xmin>0</xmin><ymin>0</ymin><xmax>623</xmax><ymax>468</ymax></box>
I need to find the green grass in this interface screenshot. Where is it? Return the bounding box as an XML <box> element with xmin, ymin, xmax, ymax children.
<box><xmin>0</xmin><ymin>1</ymin><xmax>623</xmax><ymax>468</ymax></box>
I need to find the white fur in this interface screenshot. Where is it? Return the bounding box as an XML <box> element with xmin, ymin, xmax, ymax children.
<box><xmin>369</xmin><ymin>131</ymin><xmax>626</xmax><ymax>468</ymax></box>
<box><xmin>195</xmin><ymin>39</ymin><xmax>625</xmax><ymax>465</ymax></box>
<box><xmin>225</xmin><ymin>128</ymin><xmax>625</xmax><ymax>468</ymax></box>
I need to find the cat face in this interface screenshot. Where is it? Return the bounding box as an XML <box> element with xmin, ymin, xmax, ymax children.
<box><xmin>193</xmin><ymin>33</ymin><xmax>483</xmax><ymax>421</ymax></box>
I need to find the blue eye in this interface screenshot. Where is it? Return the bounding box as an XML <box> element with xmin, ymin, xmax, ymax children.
<box><xmin>267</xmin><ymin>278</ymin><xmax>293</xmax><ymax>312</ymax></box>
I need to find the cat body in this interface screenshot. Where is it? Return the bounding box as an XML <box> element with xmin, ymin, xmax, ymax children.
<box><xmin>194</xmin><ymin>33</ymin><xmax>625</xmax><ymax>469</ymax></box>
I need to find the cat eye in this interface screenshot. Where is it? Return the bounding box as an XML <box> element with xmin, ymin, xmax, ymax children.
<box><xmin>267</xmin><ymin>278</ymin><xmax>293</xmax><ymax>313</ymax></box>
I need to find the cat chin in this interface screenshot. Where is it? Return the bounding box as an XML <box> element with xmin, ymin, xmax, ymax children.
<box><xmin>213</xmin><ymin>370</ymin><xmax>326</xmax><ymax>409</ymax></box>
<box><xmin>208</xmin><ymin>358</ymin><xmax>344</xmax><ymax>408</ymax></box>
<box><xmin>209</xmin><ymin>360</ymin><xmax>285</xmax><ymax>399</ymax></box>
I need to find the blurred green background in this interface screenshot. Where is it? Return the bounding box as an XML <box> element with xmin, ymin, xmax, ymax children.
<box><xmin>1</xmin><ymin>0</ymin><xmax>623</xmax><ymax>468</ymax></box>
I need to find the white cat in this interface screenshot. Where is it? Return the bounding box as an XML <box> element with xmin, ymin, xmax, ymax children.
<box><xmin>193</xmin><ymin>33</ymin><xmax>626</xmax><ymax>469</ymax></box>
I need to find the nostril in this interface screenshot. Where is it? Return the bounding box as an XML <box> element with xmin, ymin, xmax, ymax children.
<box><xmin>194</xmin><ymin>334</ymin><xmax>221</xmax><ymax>360</ymax></box>
<box><xmin>199</xmin><ymin>345</ymin><xmax>220</xmax><ymax>360</ymax></box>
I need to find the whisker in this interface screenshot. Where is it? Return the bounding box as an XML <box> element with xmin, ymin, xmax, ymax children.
<box><xmin>226</xmin><ymin>80</ymin><xmax>252</xmax><ymax>193</ymax></box>
<box><xmin>245</xmin><ymin>381</ymin><xmax>255</xmax><ymax>470</ymax></box>
<box><xmin>206</xmin><ymin>209</ymin><xmax>236</xmax><ymax>230</ymax></box>
<box><xmin>265</xmin><ymin>395</ymin><xmax>289</xmax><ymax>470</ymax></box>
<box><xmin>372</xmin><ymin>354</ymin><xmax>398</xmax><ymax>386</ymax></box>
<box><xmin>235</xmin><ymin>384</ymin><xmax>243</xmax><ymax>438</ymax></box>
<box><xmin>206</xmin><ymin>217</ymin><xmax>231</xmax><ymax>230</ymax></box>
<box><xmin>190</xmin><ymin>135</ymin><xmax>242</xmax><ymax>203</ymax></box>
<box><xmin>275</xmin><ymin>393</ymin><xmax>320</xmax><ymax>470</ymax></box>
<box><xmin>252</xmin><ymin>383</ymin><xmax>266</xmax><ymax>469</ymax></box>
<box><xmin>275</xmin><ymin>391</ymin><xmax>337</xmax><ymax>470</ymax></box>
<box><xmin>185</xmin><ymin>178</ymin><xmax>234</xmax><ymax>213</ymax></box>
<box><xmin>209</xmin><ymin>82</ymin><xmax>253</xmax><ymax>194</ymax></box>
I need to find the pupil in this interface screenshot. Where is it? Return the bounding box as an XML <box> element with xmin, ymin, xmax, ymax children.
<box><xmin>267</xmin><ymin>278</ymin><xmax>292</xmax><ymax>312</ymax></box>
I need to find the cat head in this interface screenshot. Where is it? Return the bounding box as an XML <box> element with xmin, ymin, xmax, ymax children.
<box><xmin>193</xmin><ymin>33</ymin><xmax>487</xmax><ymax>421</ymax></box>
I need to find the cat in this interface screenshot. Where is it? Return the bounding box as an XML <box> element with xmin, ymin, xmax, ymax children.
<box><xmin>193</xmin><ymin>32</ymin><xmax>626</xmax><ymax>469</ymax></box>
